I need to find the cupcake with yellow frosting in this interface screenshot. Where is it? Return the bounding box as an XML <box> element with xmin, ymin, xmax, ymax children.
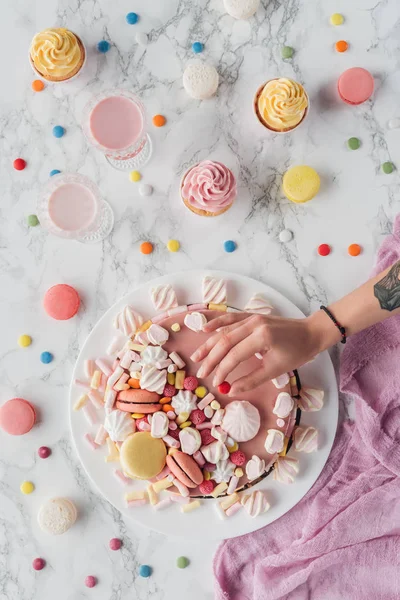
<box><xmin>254</xmin><ymin>78</ymin><xmax>309</xmax><ymax>133</ymax></box>
<box><xmin>29</xmin><ymin>28</ymin><xmax>86</xmax><ymax>82</ymax></box>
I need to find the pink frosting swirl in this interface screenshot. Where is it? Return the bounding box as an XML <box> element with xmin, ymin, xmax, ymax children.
<box><xmin>181</xmin><ymin>160</ymin><xmax>237</xmax><ymax>213</ymax></box>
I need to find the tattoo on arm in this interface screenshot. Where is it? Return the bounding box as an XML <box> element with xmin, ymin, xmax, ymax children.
<box><xmin>374</xmin><ymin>261</ymin><xmax>400</xmax><ymax>311</ymax></box>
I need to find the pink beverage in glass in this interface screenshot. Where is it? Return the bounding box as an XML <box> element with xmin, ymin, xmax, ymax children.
<box><xmin>89</xmin><ymin>96</ymin><xmax>143</xmax><ymax>151</ymax></box>
<box><xmin>48</xmin><ymin>182</ymin><xmax>97</xmax><ymax>231</ymax></box>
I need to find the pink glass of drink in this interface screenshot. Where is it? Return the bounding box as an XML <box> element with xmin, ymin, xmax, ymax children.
<box><xmin>82</xmin><ymin>89</ymin><xmax>152</xmax><ymax>171</ymax></box>
<box><xmin>38</xmin><ymin>173</ymin><xmax>114</xmax><ymax>243</ymax></box>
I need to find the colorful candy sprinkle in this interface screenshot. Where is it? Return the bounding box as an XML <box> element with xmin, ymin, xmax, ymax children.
<box><xmin>85</xmin><ymin>576</ymin><xmax>97</xmax><ymax>588</ymax></box>
<box><xmin>38</xmin><ymin>446</ymin><xmax>51</xmax><ymax>459</ymax></box>
<box><xmin>318</xmin><ymin>244</ymin><xmax>331</xmax><ymax>257</ymax></box>
<box><xmin>177</xmin><ymin>556</ymin><xmax>190</xmax><ymax>569</ymax></box>
<box><xmin>223</xmin><ymin>240</ymin><xmax>237</xmax><ymax>253</ymax></box>
<box><xmin>348</xmin><ymin>243</ymin><xmax>362</xmax><ymax>257</ymax></box>
<box><xmin>281</xmin><ymin>46</ymin><xmax>294</xmax><ymax>59</ymax></box>
<box><xmin>140</xmin><ymin>241</ymin><xmax>154</xmax><ymax>255</ymax></box>
<box><xmin>13</xmin><ymin>158</ymin><xmax>26</xmax><ymax>171</ymax></box>
<box><xmin>218</xmin><ymin>381</ymin><xmax>231</xmax><ymax>394</ymax></box>
<box><xmin>52</xmin><ymin>125</ymin><xmax>65</xmax><ymax>138</ymax></box>
<box><xmin>167</xmin><ymin>239</ymin><xmax>180</xmax><ymax>252</ymax></box>
<box><xmin>97</xmin><ymin>40</ymin><xmax>110</xmax><ymax>53</ymax></box>
<box><xmin>32</xmin><ymin>80</ymin><xmax>45</xmax><ymax>92</ymax></box>
<box><xmin>382</xmin><ymin>161</ymin><xmax>394</xmax><ymax>174</ymax></box>
<box><xmin>27</xmin><ymin>214</ymin><xmax>39</xmax><ymax>227</ymax></box>
<box><xmin>126</xmin><ymin>12</ymin><xmax>139</xmax><ymax>24</ymax></box>
<box><xmin>335</xmin><ymin>40</ymin><xmax>348</xmax><ymax>53</ymax></box>
<box><xmin>109</xmin><ymin>538</ymin><xmax>122</xmax><ymax>551</ymax></box>
<box><xmin>136</xmin><ymin>32</ymin><xmax>148</xmax><ymax>46</ymax></box>
<box><xmin>50</xmin><ymin>169</ymin><xmax>61</xmax><ymax>177</ymax></box>
<box><xmin>330</xmin><ymin>13</ymin><xmax>344</xmax><ymax>26</ymax></box>
<box><xmin>139</xmin><ymin>183</ymin><xmax>153</xmax><ymax>196</ymax></box>
<box><xmin>40</xmin><ymin>351</ymin><xmax>53</xmax><ymax>364</ymax></box>
<box><xmin>152</xmin><ymin>114</ymin><xmax>166</xmax><ymax>127</ymax></box>
<box><xmin>348</xmin><ymin>137</ymin><xmax>360</xmax><ymax>150</ymax></box>
<box><xmin>279</xmin><ymin>229</ymin><xmax>293</xmax><ymax>243</ymax></box>
<box><xmin>18</xmin><ymin>334</ymin><xmax>32</xmax><ymax>348</ymax></box>
<box><xmin>20</xmin><ymin>481</ymin><xmax>35</xmax><ymax>495</ymax></box>
<box><xmin>129</xmin><ymin>170</ymin><xmax>141</xmax><ymax>182</ymax></box>
<box><xmin>192</xmin><ymin>42</ymin><xmax>204</xmax><ymax>53</ymax></box>
<box><xmin>32</xmin><ymin>558</ymin><xmax>46</xmax><ymax>571</ymax></box>
<box><xmin>139</xmin><ymin>565</ymin><xmax>152</xmax><ymax>578</ymax></box>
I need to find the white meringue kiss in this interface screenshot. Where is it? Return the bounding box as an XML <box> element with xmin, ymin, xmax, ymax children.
<box><xmin>150</xmin><ymin>411</ymin><xmax>169</xmax><ymax>439</ymax></box>
<box><xmin>211</xmin><ymin>459</ymin><xmax>235</xmax><ymax>484</ymax></box>
<box><xmin>264</xmin><ymin>429</ymin><xmax>285</xmax><ymax>454</ymax></box>
<box><xmin>171</xmin><ymin>390</ymin><xmax>198</xmax><ymax>414</ymax></box>
<box><xmin>272</xmin><ymin>392</ymin><xmax>294</xmax><ymax>419</ymax></box>
<box><xmin>140</xmin><ymin>346</ymin><xmax>168</xmax><ymax>367</ymax></box>
<box><xmin>245</xmin><ymin>455</ymin><xmax>265</xmax><ymax>481</ymax></box>
<box><xmin>221</xmin><ymin>401</ymin><xmax>260</xmax><ymax>442</ymax></box>
<box><xmin>140</xmin><ymin>365</ymin><xmax>167</xmax><ymax>395</ymax></box>
<box><xmin>184</xmin><ymin>311</ymin><xmax>207</xmax><ymax>332</ymax></box>
<box><xmin>201</xmin><ymin>440</ymin><xmax>229</xmax><ymax>463</ymax></box>
<box><xmin>147</xmin><ymin>324</ymin><xmax>169</xmax><ymax>346</ymax></box>
<box><xmin>104</xmin><ymin>410</ymin><xmax>135</xmax><ymax>442</ymax></box>
<box><xmin>179</xmin><ymin>427</ymin><xmax>202</xmax><ymax>455</ymax></box>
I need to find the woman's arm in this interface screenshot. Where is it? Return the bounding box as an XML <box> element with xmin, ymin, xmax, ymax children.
<box><xmin>191</xmin><ymin>260</ymin><xmax>400</xmax><ymax>395</ymax></box>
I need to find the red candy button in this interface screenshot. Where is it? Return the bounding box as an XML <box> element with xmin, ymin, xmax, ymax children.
<box><xmin>318</xmin><ymin>244</ymin><xmax>331</xmax><ymax>257</ymax></box>
<box><xmin>218</xmin><ymin>381</ymin><xmax>231</xmax><ymax>394</ymax></box>
<box><xmin>13</xmin><ymin>158</ymin><xmax>26</xmax><ymax>171</ymax></box>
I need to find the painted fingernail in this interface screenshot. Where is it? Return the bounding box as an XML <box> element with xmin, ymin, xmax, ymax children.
<box><xmin>191</xmin><ymin>351</ymin><xmax>199</xmax><ymax>361</ymax></box>
<box><xmin>197</xmin><ymin>367</ymin><xmax>204</xmax><ymax>378</ymax></box>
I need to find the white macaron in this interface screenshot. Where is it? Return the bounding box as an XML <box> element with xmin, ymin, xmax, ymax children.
<box><xmin>37</xmin><ymin>497</ymin><xmax>77</xmax><ymax>535</ymax></box>
<box><xmin>223</xmin><ymin>0</ymin><xmax>260</xmax><ymax>19</ymax></box>
<box><xmin>183</xmin><ymin>62</ymin><xmax>219</xmax><ymax>100</ymax></box>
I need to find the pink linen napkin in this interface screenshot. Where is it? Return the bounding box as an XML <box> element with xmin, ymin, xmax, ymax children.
<box><xmin>214</xmin><ymin>215</ymin><xmax>400</xmax><ymax>600</ymax></box>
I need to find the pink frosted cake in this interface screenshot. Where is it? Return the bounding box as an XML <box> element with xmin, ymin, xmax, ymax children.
<box><xmin>73</xmin><ymin>276</ymin><xmax>323</xmax><ymax>518</ymax></box>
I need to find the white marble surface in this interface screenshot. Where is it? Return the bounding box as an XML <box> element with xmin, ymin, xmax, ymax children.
<box><xmin>1</xmin><ymin>0</ymin><xmax>400</xmax><ymax>598</ymax></box>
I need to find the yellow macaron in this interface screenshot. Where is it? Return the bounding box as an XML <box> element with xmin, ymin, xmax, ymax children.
<box><xmin>282</xmin><ymin>166</ymin><xmax>320</xmax><ymax>203</ymax></box>
<box><xmin>120</xmin><ymin>432</ymin><xmax>166</xmax><ymax>480</ymax></box>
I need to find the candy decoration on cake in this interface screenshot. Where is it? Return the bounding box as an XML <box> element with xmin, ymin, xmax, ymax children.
<box><xmin>272</xmin><ymin>392</ymin><xmax>294</xmax><ymax>418</ymax></box>
<box><xmin>241</xmin><ymin>490</ymin><xmax>270</xmax><ymax>517</ymax></box>
<box><xmin>271</xmin><ymin>373</ymin><xmax>290</xmax><ymax>389</ymax></box>
<box><xmin>221</xmin><ymin>401</ymin><xmax>260</xmax><ymax>442</ymax></box>
<box><xmin>150</xmin><ymin>284</ymin><xmax>178</xmax><ymax>311</ymax></box>
<box><xmin>211</xmin><ymin>459</ymin><xmax>236</xmax><ymax>483</ymax></box>
<box><xmin>140</xmin><ymin>346</ymin><xmax>168</xmax><ymax>367</ymax></box>
<box><xmin>244</xmin><ymin>293</ymin><xmax>273</xmax><ymax>315</ymax></box>
<box><xmin>140</xmin><ymin>365</ymin><xmax>167</xmax><ymax>395</ymax></box>
<box><xmin>264</xmin><ymin>429</ymin><xmax>285</xmax><ymax>454</ymax></box>
<box><xmin>245</xmin><ymin>455</ymin><xmax>265</xmax><ymax>481</ymax></box>
<box><xmin>273</xmin><ymin>456</ymin><xmax>299</xmax><ymax>484</ymax></box>
<box><xmin>298</xmin><ymin>387</ymin><xmax>324</xmax><ymax>411</ymax></box>
<box><xmin>201</xmin><ymin>440</ymin><xmax>229</xmax><ymax>463</ymax></box>
<box><xmin>179</xmin><ymin>427</ymin><xmax>202</xmax><ymax>455</ymax></box>
<box><xmin>104</xmin><ymin>410</ymin><xmax>135</xmax><ymax>442</ymax></box>
<box><xmin>202</xmin><ymin>276</ymin><xmax>227</xmax><ymax>305</ymax></box>
<box><xmin>113</xmin><ymin>306</ymin><xmax>144</xmax><ymax>337</ymax></box>
<box><xmin>147</xmin><ymin>324</ymin><xmax>169</xmax><ymax>345</ymax></box>
<box><xmin>184</xmin><ymin>311</ymin><xmax>207</xmax><ymax>332</ymax></box>
<box><xmin>171</xmin><ymin>390</ymin><xmax>198</xmax><ymax>414</ymax></box>
<box><xmin>294</xmin><ymin>426</ymin><xmax>318</xmax><ymax>453</ymax></box>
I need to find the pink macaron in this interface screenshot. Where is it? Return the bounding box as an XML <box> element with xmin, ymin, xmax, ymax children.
<box><xmin>116</xmin><ymin>389</ymin><xmax>161</xmax><ymax>414</ymax></box>
<box><xmin>338</xmin><ymin>67</ymin><xmax>374</xmax><ymax>105</ymax></box>
<box><xmin>166</xmin><ymin>450</ymin><xmax>204</xmax><ymax>489</ymax></box>
<box><xmin>43</xmin><ymin>284</ymin><xmax>80</xmax><ymax>320</ymax></box>
<box><xmin>0</xmin><ymin>398</ymin><xmax>36</xmax><ymax>435</ymax></box>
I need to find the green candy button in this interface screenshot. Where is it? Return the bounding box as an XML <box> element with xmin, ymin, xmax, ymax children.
<box><xmin>281</xmin><ymin>46</ymin><xmax>294</xmax><ymax>59</ymax></box>
<box><xmin>382</xmin><ymin>161</ymin><xmax>394</xmax><ymax>174</ymax></box>
<box><xmin>27</xmin><ymin>214</ymin><xmax>39</xmax><ymax>227</ymax></box>
<box><xmin>177</xmin><ymin>556</ymin><xmax>189</xmax><ymax>569</ymax></box>
<box><xmin>347</xmin><ymin>137</ymin><xmax>360</xmax><ymax>150</ymax></box>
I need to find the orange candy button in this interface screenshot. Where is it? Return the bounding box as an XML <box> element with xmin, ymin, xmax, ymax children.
<box><xmin>162</xmin><ymin>404</ymin><xmax>173</xmax><ymax>413</ymax></box>
<box><xmin>140</xmin><ymin>241</ymin><xmax>153</xmax><ymax>255</ymax></box>
<box><xmin>335</xmin><ymin>40</ymin><xmax>348</xmax><ymax>53</ymax></box>
<box><xmin>348</xmin><ymin>244</ymin><xmax>361</xmax><ymax>256</ymax></box>
<box><xmin>152</xmin><ymin>114</ymin><xmax>166</xmax><ymax>127</ymax></box>
<box><xmin>32</xmin><ymin>80</ymin><xmax>45</xmax><ymax>92</ymax></box>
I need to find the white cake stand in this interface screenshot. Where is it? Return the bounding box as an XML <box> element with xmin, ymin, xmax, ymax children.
<box><xmin>69</xmin><ymin>270</ymin><xmax>338</xmax><ymax>540</ymax></box>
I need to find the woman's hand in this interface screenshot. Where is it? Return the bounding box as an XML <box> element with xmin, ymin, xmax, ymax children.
<box><xmin>190</xmin><ymin>311</ymin><xmax>339</xmax><ymax>395</ymax></box>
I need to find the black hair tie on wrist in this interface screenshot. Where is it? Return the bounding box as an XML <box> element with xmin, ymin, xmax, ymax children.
<box><xmin>320</xmin><ymin>306</ymin><xmax>347</xmax><ymax>344</ymax></box>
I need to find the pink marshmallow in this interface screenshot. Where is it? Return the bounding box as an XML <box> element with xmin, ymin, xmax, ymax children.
<box><xmin>172</xmin><ymin>478</ymin><xmax>190</xmax><ymax>497</ymax></box>
<box><xmin>151</xmin><ymin>313</ymin><xmax>168</xmax><ymax>324</ymax></box>
<box><xmin>127</xmin><ymin>498</ymin><xmax>147</xmax><ymax>508</ymax></box>
<box><xmin>169</xmin><ymin>493</ymin><xmax>190</xmax><ymax>505</ymax></box>
<box><xmin>107</xmin><ymin>366</ymin><xmax>124</xmax><ymax>389</ymax></box>
<box><xmin>84</xmin><ymin>359</ymin><xmax>95</xmax><ymax>378</ymax></box>
<box><xmin>156</xmin><ymin>465</ymin><xmax>171</xmax><ymax>480</ymax></box>
<box><xmin>168</xmin><ymin>421</ymin><xmax>178</xmax><ymax>431</ymax></box>
<box><xmin>154</xmin><ymin>497</ymin><xmax>172</xmax><ymax>511</ymax></box>
<box><xmin>196</xmin><ymin>422</ymin><xmax>213</xmax><ymax>430</ymax></box>
<box><xmin>94</xmin><ymin>424</ymin><xmax>108</xmax><ymax>445</ymax></box>
<box><xmin>197</xmin><ymin>393</ymin><xmax>215</xmax><ymax>410</ymax></box>
<box><xmin>163</xmin><ymin>435</ymin><xmax>180</xmax><ymax>448</ymax></box>
<box><xmin>168</xmin><ymin>305</ymin><xmax>188</xmax><ymax>317</ymax></box>
<box><xmin>193</xmin><ymin>450</ymin><xmax>205</xmax><ymax>467</ymax></box>
<box><xmin>82</xmin><ymin>404</ymin><xmax>97</xmax><ymax>425</ymax></box>
<box><xmin>95</xmin><ymin>358</ymin><xmax>113</xmax><ymax>377</ymax></box>
<box><xmin>227</xmin><ymin>475</ymin><xmax>239</xmax><ymax>495</ymax></box>
<box><xmin>88</xmin><ymin>390</ymin><xmax>104</xmax><ymax>409</ymax></box>
<box><xmin>189</xmin><ymin>303</ymin><xmax>207</xmax><ymax>311</ymax></box>
<box><xmin>169</xmin><ymin>351</ymin><xmax>185</xmax><ymax>369</ymax></box>
<box><xmin>114</xmin><ymin>469</ymin><xmax>131</xmax><ymax>486</ymax></box>
<box><xmin>167</xmin><ymin>411</ymin><xmax>176</xmax><ymax>420</ymax></box>
<box><xmin>226</xmin><ymin>501</ymin><xmax>242</xmax><ymax>517</ymax></box>
<box><xmin>75</xmin><ymin>379</ymin><xmax>90</xmax><ymax>390</ymax></box>
<box><xmin>84</xmin><ymin>433</ymin><xmax>98</xmax><ymax>450</ymax></box>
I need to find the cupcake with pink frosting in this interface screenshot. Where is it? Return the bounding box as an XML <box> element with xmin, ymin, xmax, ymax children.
<box><xmin>180</xmin><ymin>160</ymin><xmax>237</xmax><ymax>217</ymax></box>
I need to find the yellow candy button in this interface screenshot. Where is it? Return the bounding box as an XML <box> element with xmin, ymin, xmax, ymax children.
<box><xmin>330</xmin><ymin>13</ymin><xmax>344</xmax><ymax>26</ymax></box>
<box><xmin>194</xmin><ymin>386</ymin><xmax>207</xmax><ymax>399</ymax></box>
<box><xmin>129</xmin><ymin>170</ymin><xmax>141</xmax><ymax>182</ymax></box>
<box><xmin>18</xmin><ymin>334</ymin><xmax>32</xmax><ymax>348</ymax></box>
<box><xmin>20</xmin><ymin>481</ymin><xmax>35</xmax><ymax>494</ymax></box>
<box><xmin>282</xmin><ymin>166</ymin><xmax>320</xmax><ymax>204</ymax></box>
<box><xmin>167</xmin><ymin>239</ymin><xmax>180</xmax><ymax>253</ymax></box>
